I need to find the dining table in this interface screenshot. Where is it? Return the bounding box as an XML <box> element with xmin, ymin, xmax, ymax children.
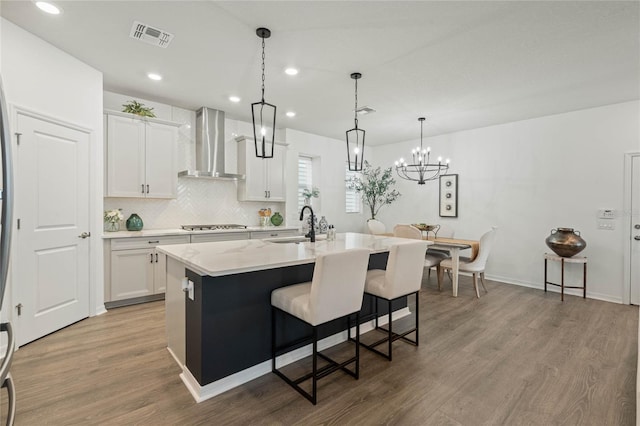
<box><xmin>381</xmin><ymin>233</ymin><xmax>480</xmax><ymax>297</ymax></box>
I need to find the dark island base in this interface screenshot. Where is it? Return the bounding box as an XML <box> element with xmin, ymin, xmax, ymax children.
<box><xmin>186</xmin><ymin>252</ymin><xmax>407</xmax><ymax>387</ymax></box>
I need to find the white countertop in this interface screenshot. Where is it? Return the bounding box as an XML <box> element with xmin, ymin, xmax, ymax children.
<box><xmin>156</xmin><ymin>232</ymin><xmax>432</xmax><ymax>277</ymax></box>
<box><xmin>101</xmin><ymin>225</ymin><xmax>300</xmax><ymax>239</ymax></box>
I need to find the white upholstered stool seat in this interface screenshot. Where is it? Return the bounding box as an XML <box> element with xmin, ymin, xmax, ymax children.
<box><xmin>271</xmin><ymin>248</ymin><xmax>370</xmax><ymax>404</ymax></box>
<box><xmin>356</xmin><ymin>241</ymin><xmax>428</xmax><ymax>361</ymax></box>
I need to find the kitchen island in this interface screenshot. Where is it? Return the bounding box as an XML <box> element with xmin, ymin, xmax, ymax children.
<box><xmin>157</xmin><ymin>232</ymin><xmax>430</xmax><ymax>402</ymax></box>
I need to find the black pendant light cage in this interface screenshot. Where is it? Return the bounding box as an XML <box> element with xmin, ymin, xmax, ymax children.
<box><xmin>252</xmin><ymin>27</ymin><xmax>276</xmax><ymax>159</ymax></box>
<box><xmin>346</xmin><ymin>72</ymin><xmax>365</xmax><ymax>172</ymax></box>
<box><xmin>395</xmin><ymin>117</ymin><xmax>450</xmax><ymax>185</ymax></box>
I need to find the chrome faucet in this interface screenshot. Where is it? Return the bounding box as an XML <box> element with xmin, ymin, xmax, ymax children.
<box><xmin>300</xmin><ymin>205</ymin><xmax>316</xmax><ymax>242</ymax></box>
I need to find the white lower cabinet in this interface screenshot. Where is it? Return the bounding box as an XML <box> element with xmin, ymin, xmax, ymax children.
<box><xmin>106</xmin><ymin>235</ymin><xmax>190</xmax><ymax>305</ymax></box>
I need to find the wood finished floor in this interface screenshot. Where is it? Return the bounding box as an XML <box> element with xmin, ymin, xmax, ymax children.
<box><xmin>2</xmin><ymin>276</ymin><xmax>637</xmax><ymax>425</ymax></box>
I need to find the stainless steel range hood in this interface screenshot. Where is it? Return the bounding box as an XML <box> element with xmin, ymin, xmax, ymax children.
<box><xmin>178</xmin><ymin>107</ymin><xmax>244</xmax><ymax>180</ymax></box>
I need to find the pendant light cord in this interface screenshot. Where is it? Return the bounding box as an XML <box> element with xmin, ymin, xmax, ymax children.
<box><xmin>261</xmin><ymin>37</ymin><xmax>266</xmax><ymax>102</ymax></box>
<box><xmin>354</xmin><ymin>78</ymin><xmax>359</xmax><ymax>129</ymax></box>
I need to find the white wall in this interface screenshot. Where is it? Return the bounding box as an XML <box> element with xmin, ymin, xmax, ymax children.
<box><xmin>0</xmin><ymin>18</ymin><xmax>104</xmax><ymax>315</ymax></box>
<box><xmin>372</xmin><ymin>101</ymin><xmax>640</xmax><ymax>303</ymax></box>
<box><xmin>284</xmin><ymin>128</ymin><xmax>367</xmax><ymax>232</ymax></box>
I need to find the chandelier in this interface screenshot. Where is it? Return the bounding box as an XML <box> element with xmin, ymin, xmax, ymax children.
<box><xmin>395</xmin><ymin>117</ymin><xmax>450</xmax><ymax>185</ymax></box>
<box><xmin>251</xmin><ymin>27</ymin><xmax>276</xmax><ymax>159</ymax></box>
<box><xmin>346</xmin><ymin>72</ymin><xmax>365</xmax><ymax>172</ymax></box>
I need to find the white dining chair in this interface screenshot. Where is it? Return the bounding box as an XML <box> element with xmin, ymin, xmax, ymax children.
<box><xmin>392</xmin><ymin>225</ymin><xmax>446</xmax><ymax>278</ymax></box>
<box><xmin>367</xmin><ymin>219</ymin><xmax>387</xmax><ymax>235</ymax></box>
<box><xmin>439</xmin><ymin>227</ymin><xmax>497</xmax><ymax>298</ymax></box>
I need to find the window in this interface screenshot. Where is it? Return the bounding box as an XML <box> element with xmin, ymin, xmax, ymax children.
<box><xmin>298</xmin><ymin>155</ymin><xmax>313</xmax><ymax>211</ymax></box>
<box><xmin>345</xmin><ymin>166</ymin><xmax>362</xmax><ymax>213</ymax></box>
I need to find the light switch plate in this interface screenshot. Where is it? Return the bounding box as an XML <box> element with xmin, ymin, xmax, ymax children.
<box><xmin>597</xmin><ymin>220</ymin><xmax>615</xmax><ymax>230</ymax></box>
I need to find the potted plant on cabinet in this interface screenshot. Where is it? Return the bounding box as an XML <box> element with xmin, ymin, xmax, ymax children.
<box><xmin>346</xmin><ymin>161</ymin><xmax>401</xmax><ymax>220</ymax></box>
<box><xmin>122</xmin><ymin>100</ymin><xmax>156</xmax><ymax>118</ymax></box>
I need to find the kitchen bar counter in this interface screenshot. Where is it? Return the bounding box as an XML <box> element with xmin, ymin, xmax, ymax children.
<box><xmin>157</xmin><ymin>232</ymin><xmax>423</xmax><ymax>277</ymax></box>
<box><xmin>160</xmin><ymin>232</ymin><xmax>431</xmax><ymax>402</ymax></box>
<box><xmin>101</xmin><ymin>225</ymin><xmax>300</xmax><ymax>239</ymax></box>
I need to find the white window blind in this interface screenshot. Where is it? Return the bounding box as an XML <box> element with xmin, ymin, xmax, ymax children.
<box><xmin>298</xmin><ymin>156</ymin><xmax>313</xmax><ymax>211</ymax></box>
<box><xmin>345</xmin><ymin>166</ymin><xmax>362</xmax><ymax>213</ymax></box>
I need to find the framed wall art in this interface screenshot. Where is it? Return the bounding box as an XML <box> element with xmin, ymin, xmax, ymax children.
<box><xmin>439</xmin><ymin>174</ymin><xmax>458</xmax><ymax>217</ymax></box>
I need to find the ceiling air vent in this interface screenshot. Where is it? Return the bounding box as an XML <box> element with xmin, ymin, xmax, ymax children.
<box><xmin>129</xmin><ymin>21</ymin><xmax>174</xmax><ymax>48</ymax></box>
<box><xmin>355</xmin><ymin>106</ymin><xmax>376</xmax><ymax>115</ymax></box>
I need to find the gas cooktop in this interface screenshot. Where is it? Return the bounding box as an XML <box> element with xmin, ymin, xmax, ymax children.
<box><xmin>181</xmin><ymin>224</ymin><xmax>247</xmax><ymax>231</ymax></box>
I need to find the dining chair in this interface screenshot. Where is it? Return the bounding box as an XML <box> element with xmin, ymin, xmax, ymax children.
<box><xmin>270</xmin><ymin>248</ymin><xmax>370</xmax><ymax>405</ymax></box>
<box><xmin>367</xmin><ymin>219</ymin><xmax>386</xmax><ymax>235</ymax></box>
<box><xmin>439</xmin><ymin>227</ymin><xmax>497</xmax><ymax>298</ymax></box>
<box><xmin>392</xmin><ymin>225</ymin><xmax>447</xmax><ymax>278</ymax></box>
<box><xmin>356</xmin><ymin>241</ymin><xmax>429</xmax><ymax>360</ymax></box>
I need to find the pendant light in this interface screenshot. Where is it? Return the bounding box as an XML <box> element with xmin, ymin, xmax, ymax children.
<box><xmin>395</xmin><ymin>117</ymin><xmax>450</xmax><ymax>185</ymax></box>
<box><xmin>346</xmin><ymin>72</ymin><xmax>365</xmax><ymax>171</ymax></box>
<box><xmin>251</xmin><ymin>27</ymin><xmax>276</xmax><ymax>159</ymax></box>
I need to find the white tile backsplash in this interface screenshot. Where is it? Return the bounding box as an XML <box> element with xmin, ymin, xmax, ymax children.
<box><xmin>104</xmin><ymin>179</ymin><xmax>285</xmax><ymax>228</ymax></box>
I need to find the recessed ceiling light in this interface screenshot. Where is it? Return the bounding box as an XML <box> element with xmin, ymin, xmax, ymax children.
<box><xmin>35</xmin><ymin>1</ymin><xmax>62</xmax><ymax>14</ymax></box>
<box><xmin>284</xmin><ymin>68</ymin><xmax>299</xmax><ymax>76</ymax></box>
<box><xmin>229</xmin><ymin>96</ymin><xmax>241</xmax><ymax>103</ymax></box>
<box><xmin>286</xmin><ymin>111</ymin><xmax>296</xmax><ymax>118</ymax></box>
<box><xmin>147</xmin><ymin>73</ymin><xmax>162</xmax><ymax>81</ymax></box>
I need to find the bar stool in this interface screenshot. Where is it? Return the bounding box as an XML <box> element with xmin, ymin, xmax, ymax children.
<box><xmin>357</xmin><ymin>241</ymin><xmax>429</xmax><ymax>361</ymax></box>
<box><xmin>270</xmin><ymin>248</ymin><xmax>370</xmax><ymax>405</ymax></box>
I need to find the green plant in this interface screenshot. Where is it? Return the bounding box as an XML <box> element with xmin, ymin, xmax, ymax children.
<box><xmin>302</xmin><ymin>187</ymin><xmax>320</xmax><ymax>200</ymax></box>
<box><xmin>346</xmin><ymin>161</ymin><xmax>401</xmax><ymax>220</ymax></box>
<box><xmin>122</xmin><ymin>100</ymin><xmax>156</xmax><ymax>118</ymax></box>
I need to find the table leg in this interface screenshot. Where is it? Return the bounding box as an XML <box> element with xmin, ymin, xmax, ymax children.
<box><xmin>451</xmin><ymin>248</ymin><xmax>460</xmax><ymax>297</ymax></box>
<box><xmin>561</xmin><ymin>258</ymin><xmax>565</xmax><ymax>302</ymax></box>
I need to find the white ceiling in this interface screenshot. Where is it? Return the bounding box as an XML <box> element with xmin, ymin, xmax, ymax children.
<box><xmin>1</xmin><ymin>1</ymin><xmax>638</xmax><ymax>146</ymax></box>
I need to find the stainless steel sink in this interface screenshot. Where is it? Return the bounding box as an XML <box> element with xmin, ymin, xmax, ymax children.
<box><xmin>265</xmin><ymin>236</ymin><xmax>310</xmax><ymax>244</ymax></box>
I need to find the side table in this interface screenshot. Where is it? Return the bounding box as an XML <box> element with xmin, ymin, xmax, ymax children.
<box><xmin>544</xmin><ymin>253</ymin><xmax>587</xmax><ymax>301</ymax></box>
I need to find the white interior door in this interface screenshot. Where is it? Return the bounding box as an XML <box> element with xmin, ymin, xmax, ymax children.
<box><xmin>630</xmin><ymin>155</ymin><xmax>640</xmax><ymax>304</ymax></box>
<box><xmin>15</xmin><ymin>112</ymin><xmax>90</xmax><ymax>346</ymax></box>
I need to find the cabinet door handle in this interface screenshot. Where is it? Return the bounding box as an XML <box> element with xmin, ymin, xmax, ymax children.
<box><xmin>141</xmin><ymin>184</ymin><xmax>145</xmax><ymax>194</ymax></box>
<box><xmin>146</xmin><ymin>184</ymin><xmax>150</xmax><ymax>194</ymax></box>
<box><xmin>148</xmin><ymin>240</ymin><xmax>160</xmax><ymax>244</ymax></box>
<box><xmin>155</xmin><ymin>253</ymin><xmax>158</xmax><ymax>263</ymax></box>
<box><xmin>150</xmin><ymin>253</ymin><xmax>153</xmax><ymax>263</ymax></box>
<box><xmin>268</xmin><ymin>190</ymin><xmax>270</xmax><ymax>198</ymax></box>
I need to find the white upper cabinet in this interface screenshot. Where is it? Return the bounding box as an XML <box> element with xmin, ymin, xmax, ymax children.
<box><xmin>105</xmin><ymin>111</ymin><xmax>179</xmax><ymax>198</ymax></box>
<box><xmin>236</xmin><ymin>136</ymin><xmax>287</xmax><ymax>202</ymax></box>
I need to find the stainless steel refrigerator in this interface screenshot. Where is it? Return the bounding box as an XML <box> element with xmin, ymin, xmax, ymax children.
<box><xmin>0</xmin><ymin>74</ymin><xmax>16</xmax><ymax>424</ymax></box>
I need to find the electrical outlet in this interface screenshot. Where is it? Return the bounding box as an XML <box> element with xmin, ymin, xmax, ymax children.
<box><xmin>597</xmin><ymin>221</ymin><xmax>615</xmax><ymax>230</ymax></box>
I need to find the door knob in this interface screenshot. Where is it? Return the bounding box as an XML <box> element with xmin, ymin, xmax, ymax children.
<box><xmin>78</xmin><ymin>232</ymin><xmax>91</xmax><ymax>239</ymax></box>
<box><xmin>635</xmin><ymin>236</ymin><xmax>640</xmax><ymax>241</ymax></box>
<box><xmin>635</xmin><ymin>224</ymin><xmax>640</xmax><ymax>229</ymax></box>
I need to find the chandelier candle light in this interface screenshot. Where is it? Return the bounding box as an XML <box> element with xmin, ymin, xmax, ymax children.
<box><xmin>395</xmin><ymin>117</ymin><xmax>450</xmax><ymax>185</ymax></box>
<box><xmin>251</xmin><ymin>27</ymin><xmax>276</xmax><ymax>159</ymax></box>
<box><xmin>346</xmin><ymin>72</ymin><xmax>365</xmax><ymax>172</ymax></box>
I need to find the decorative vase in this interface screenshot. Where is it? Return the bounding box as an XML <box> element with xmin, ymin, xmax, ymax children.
<box><xmin>105</xmin><ymin>221</ymin><xmax>119</xmax><ymax>232</ymax></box>
<box><xmin>126</xmin><ymin>213</ymin><xmax>144</xmax><ymax>231</ymax></box>
<box><xmin>270</xmin><ymin>212</ymin><xmax>284</xmax><ymax>226</ymax></box>
<box><xmin>318</xmin><ymin>216</ymin><xmax>328</xmax><ymax>234</ymax></box>
<box><xmin>304</xmin><ymin>198</ymin><xmax>311</xmax><ymax>207</ymax></box>
<box><xmin>545</xmin><ymin>228</ymin><xmax>586</xmax><ymax>257</ymax></box>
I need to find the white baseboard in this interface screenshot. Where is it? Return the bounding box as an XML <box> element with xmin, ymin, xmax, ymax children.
<box><xmin>486</xmin><ymin>274</ymin><xmax>623</xmax><ymax>305</ymax></box>
<box><xmin>182</xmin><ymin>307</ymin><xmax>411</xmax><ymax>403</ymax></box>
<box><xmin>94</xmin><ymin>304</ymin><xmax>107</xmax><ymax>316</ymax></box>
<box><xmin>166</xmin><ymin>346</ymin><xmax>182</xmax><ymax>368</ymax></box>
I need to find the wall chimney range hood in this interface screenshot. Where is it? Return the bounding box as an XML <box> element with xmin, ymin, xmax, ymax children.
<box><xmin>178</xmin><ymin>107</ymin><xmax>245</xmax><ymax>180</ymax></box>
